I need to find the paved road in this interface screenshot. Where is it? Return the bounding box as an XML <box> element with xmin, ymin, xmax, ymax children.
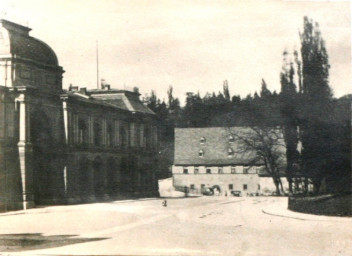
<box><xmin>0</xmin><ymin>197</ymin><xmax>350</xmax><ymax>255</ymax></box>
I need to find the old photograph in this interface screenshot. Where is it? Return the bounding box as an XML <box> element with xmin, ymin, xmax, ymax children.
<box><xmin>0</xmin><ymin>0</ymin><xmax>351</xmax><ymax>255</ymax></box>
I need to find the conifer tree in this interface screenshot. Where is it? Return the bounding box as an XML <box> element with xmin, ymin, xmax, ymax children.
<box><xmin>299</xmin><ymin>16</ymin><xmax>334</xmax><ymax>193</ymax></box>
<box><xmin>280</xmin><ymin>50</ymin><xmax>299</xmax><ymax>193</ymax></box>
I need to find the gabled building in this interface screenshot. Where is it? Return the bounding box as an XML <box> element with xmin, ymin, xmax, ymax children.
<box><xmin>0</xmin><ymin>19</ymin><xmax>159</xmax><ymax>211</ymax></box>
<box><xmin>172</xmin><ymin>127</ymin><xmax>287</xmax><ymax>195</ymax></box>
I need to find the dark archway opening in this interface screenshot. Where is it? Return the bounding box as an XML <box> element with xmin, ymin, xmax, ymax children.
<box><xmin>30</xmin><ymin>111</ymin><xmax>55</xmax><ymax>204</ymax></box>
<box><xmin>107</xmin><ymin>158</ymin><xmax>118</xmax><ymax>196</ymax></box>
<box><xmin>78</xmin><ymin>159</ymin><xmax>90</xmax><ymax>197</ymax></box>
<box><xmin>93</xmin><ymin>157</ymin><xmax>105</xmax><ymax>197</ymax></box>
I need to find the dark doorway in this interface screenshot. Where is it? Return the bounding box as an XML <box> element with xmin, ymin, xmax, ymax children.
<box><xmin>93</xmin><ymin>157</ymin><xmax>105</xmax><ymax>197</ymax></box>
<box><xmin>30</xmin><ymin>111</ymin><xmax>54</xmax><ymax>204</ymax></box>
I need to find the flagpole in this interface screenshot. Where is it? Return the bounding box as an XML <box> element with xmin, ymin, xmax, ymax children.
<box><xmin>96</xmin><ymin>40</ymin><xmax>99</xmax><ymax>89</ymax></box>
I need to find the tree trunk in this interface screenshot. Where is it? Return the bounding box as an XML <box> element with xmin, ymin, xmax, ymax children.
<box><xmin>278</xmin><ymin>178</ymin><xmax>284</xmax><ymax>194</ymax></box>
<box><xmin>287</xmin><ymin>177</ymin><xmax>293</xmax><ymax>194</ymax></box>
<box><xmin>313</xmin><ymin>179</ymin><xmax>321</xmax><ymax>195</ymax></box>
<box><xmin>304</xmin><ymin>177</ymin><xmax>309</xmax><ymax>194</ymax></box>
<box><xmin>272</xmin><ymin>177</ymin><xmax>281</xmax><ymax>196</ymax></box>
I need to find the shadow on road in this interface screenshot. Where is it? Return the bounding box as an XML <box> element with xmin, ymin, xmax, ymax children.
<box><xmin>0</xmin><ymin>233</ymin><xmax>108</xmax><ymax>252</ymax></box>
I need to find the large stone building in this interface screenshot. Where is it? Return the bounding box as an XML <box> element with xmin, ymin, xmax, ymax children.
<box><xmin>172</xmin><ymin>127</ymin><xmax>287</xmax><ymax>196</ymax></box>
<box><xmin>0</xmin><ymin>19</ymin><xmax>159</xmax><ymax>211</ymax></box>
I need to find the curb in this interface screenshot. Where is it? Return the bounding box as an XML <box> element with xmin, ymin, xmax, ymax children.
<box><xmin>262</xmin><ymin>208</ymin><xmax>352</xmax><ymax>222</ymax></box>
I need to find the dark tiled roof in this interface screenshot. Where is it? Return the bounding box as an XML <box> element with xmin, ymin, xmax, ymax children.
<box><xmin>174</xmin><ymin>127</ymin><xmax>286</xmax><ymax>166</ymax></box>
<box><xmin>1</xmin><ymin>19</ymin><xmax>58</xmax><ymax>66</ymax></box>
<box><xmin>89</xmin><ymin>91</ymin><xmax>155</xmax><ymax>115</ymax></box>
<box><xmin>11</xmin><ymin>34</ymin><xmax>58</xmax><ymax>66</ymax></box>
<box><xmin>64</xmin><ymin>89</ymin><xmax>155</xmax><ymax>115</ymax></box>
<box><xmin>65</xmin><ymin>92</ymin><xmax>128</xmax><ymax>112</ymax></box>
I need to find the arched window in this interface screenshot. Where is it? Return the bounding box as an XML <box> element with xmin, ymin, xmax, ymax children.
<box><xmin>199</xmin><ymin>149</ymin><xmax>204</xmax><ymax>157</ymax></box>
<box><xmin>200</xmin><ymin>137</ymin><xmax>206</xmax><ymax>144</ymax></box>
<box><xmin>229</xmin><ymin>134</ymin><xmax>235</xmax><ymax>142</ymax></box>
<box><xmin>228</xmin><ymin>148</ymin><xmax>234</xmax><ymax>156</ymax></box>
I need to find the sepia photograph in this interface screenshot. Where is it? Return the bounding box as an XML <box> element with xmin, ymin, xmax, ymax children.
<box><xmin>0</xmin><ymin>0</ymin><xmax>351</xmax><ymax>255</ymax></box>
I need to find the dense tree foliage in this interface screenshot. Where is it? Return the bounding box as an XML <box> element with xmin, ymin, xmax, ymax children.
<box><xmin>145</xmin><ymin>17</ymin><xmax>350</xmax><ymax>195</ymax></box>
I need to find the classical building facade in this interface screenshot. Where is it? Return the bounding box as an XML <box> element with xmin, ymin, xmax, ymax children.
<box><xmin>0</xmin><ymin>19</ymin><xmax>159</xmax><ymax>211</ymax></box>
<box><xmin>172</xmin><ymin>127</ymin><xmax>287</xmax><ymax>196</ymax></box>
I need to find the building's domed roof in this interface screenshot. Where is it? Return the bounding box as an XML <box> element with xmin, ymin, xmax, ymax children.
<box><xmin>0</xmin><ymin>19</ymin><xmax>58</xmax><ymax>67</ymax></box>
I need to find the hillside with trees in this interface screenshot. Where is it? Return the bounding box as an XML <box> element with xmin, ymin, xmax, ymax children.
<box><xmin>145</xmin><ymin>17</ymin><xmax>351</xmax><ymax>195</ymax></box>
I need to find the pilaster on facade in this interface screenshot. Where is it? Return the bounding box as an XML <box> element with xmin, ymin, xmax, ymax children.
<box><xmin>61</xmin><ymin>96</ymin><xmax>69</xmax><ymax>145</ymax></box>
<box><xmin>15</xmin><ymin>92</ymin><xmax>35</xmax><ymax>210</ymax></box>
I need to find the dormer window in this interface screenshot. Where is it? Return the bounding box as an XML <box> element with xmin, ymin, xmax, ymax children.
<box><xmin>199</xmin><ymin>149</ymin><xmax>204</xmax><ymax>157</ymax></box>
<box><xmin>228</xmin><ymin>148</ymin><xmax>234</xmax><ymax>156</ymax></box>
<box><xmin>229</xmin><ymin>134</ymin><xmax>235</xmax><ymax>142</ymax></box>
<box><xmin>200</xmin><ymin>137</ymin><xmax>206</xmax><ymax>144</ymax></box>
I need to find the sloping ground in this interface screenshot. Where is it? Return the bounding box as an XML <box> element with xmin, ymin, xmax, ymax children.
<box><xmin>288</xmin><ymin>193</ymin><xmax>352</xmax><ymax>216</ymax></box>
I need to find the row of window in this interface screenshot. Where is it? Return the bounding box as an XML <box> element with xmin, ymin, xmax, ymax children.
<box><xmin>183</xmin><ymin>166</ymin><xmax>259</xmax><ymax>174</ymax></box>
<box><xmin>188</xmin><ymin>184</ymin><xmax>260</xmax><ymax>191</ymax></box>
<box><xmin>199</xmin><ymin>134</ymin><xmax>235</xmax><ymax>144</ymax></box>
<box><xmin>70</xmin><ymin>113</ymin><xmax>157</xmax><ymax>148</ymax></box>
<box><xmin>198</xmin><ymin>148</ymin><xmax>234</xmax><ymax>157</ymax></box>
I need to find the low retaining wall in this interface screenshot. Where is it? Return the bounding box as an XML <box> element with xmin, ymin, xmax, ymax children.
<box><xmin>288</xmin><ymin>193</ymin><xmax>352</xmax><ymax>216</ymax></box>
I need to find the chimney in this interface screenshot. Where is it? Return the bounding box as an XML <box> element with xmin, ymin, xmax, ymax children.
<box><xmin>69</xmin><ymin>84</ymin><xmax>79</xmax><ymax>92</ymax></box>
<box><xmin>79</xmin><ymin>87</ymin><xmax>87</xmax><ymax>95</ymax></box>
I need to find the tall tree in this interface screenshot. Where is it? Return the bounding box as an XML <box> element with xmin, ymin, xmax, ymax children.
<box><xmin>299</xmin><ymin>16</ymin><xmax>334</xmax><ymax>193</ymax></box>
<box><xmin>280</xmin><ymin>50</ymin><xmax>300</xmax><ymax>193</ymax></box>
<box><xmin>223</xmin><ymin>80</ymin><xmax>231</xmax><ymax>102</ymax></box>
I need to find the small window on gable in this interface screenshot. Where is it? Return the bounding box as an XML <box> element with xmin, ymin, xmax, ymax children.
<box><xmin>200</xmin><ymin>137</ymin><xmax>206</xmax><ymax>144</ymax></box>
<box><xmin>229</xmin><ymin>134</ymin><xmax>235</xmax><ymax>142</ymax></box>
<box><xmin>228</xmin><ymin>148</ymin><xmax>233</xmax><ymax>156</ymax></box>
<box><xmin>199</xmin><ymin>149</ymin><xmax>204</xmax><ymax>157</ymax></box>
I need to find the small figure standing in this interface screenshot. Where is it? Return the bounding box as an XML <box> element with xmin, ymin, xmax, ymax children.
<box><xmin>162</xmin><ymin>200</ymin><xmax>167</xmax><ymax>207</ymax></box>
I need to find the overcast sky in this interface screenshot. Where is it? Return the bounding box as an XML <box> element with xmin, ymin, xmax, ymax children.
<box><xmin>1</xmin><ymin>0</ymin><xmax>351</xmax><ymax>104</ymax></box>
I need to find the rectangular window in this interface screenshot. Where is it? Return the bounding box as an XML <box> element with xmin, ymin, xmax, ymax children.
<box><xmin>114</xmin><ymin>120</ymin><xmax>120</xmax><ymax>146</ymax></box>
<box><xmin>107</xmin><ymin>123</ymin><xmax>114</xmax><ymax>147</ymax></box>
<box><xmin>183</xmin><ymin>168</ymin><xmax>188</xmax><ymax>174</ymax></box>
<box><xmin>94</xmin><ymin>120</ymin><xmax>102</xmax><ymax>146</ymax></box>
<box><xmin>258</xmin><ymin>184</ymin><xmax>260</xmax><ymax>190</ymax></box>
<box><xmin>190</xmin><ymin>184</ymin><xmax>195</xmax><ymax>190</ymax></box>
<box><xmin>206</xmin><ymin>168</ymin><xmax>211</xmax><ymax>174</ymax></box>
<box><xmin>78</xmin><ymin>118</ymin><xmax>87</xmax><ymax>145</ymax></box>
<box><xmin>130</xmin><ymin>122</ymin><xmax>135</xmax><ymax>147</ymax></box>
<box><xmin>218</xmin><ymin>167</ymin><xmax>223</xmax><ymax>174</ymax></box>
<box><xmin>231</xmin><ymin>167</ymin><xmax>236</xmax><ymax>174</ymax></box>
<box><xmin>201</xmin><ymin>184</ymin><xmax>205</xmax><ymax>189</ymax></box>
<box><xmin>194</xmin><ymin>167</ymin><xmax>199</xmax><ymax>174</ymax></box>
<box><xmin>140</xmin><ymin>123</ymin><xmax>144</xmax><ymax>147</ymax></box>
<box><xmin>229</xmin><ymin>184</ymin><xmax>233</xmax><ymax>190</ymax></box>
<box><xmin>243</xmin><ymin>184</ymin><xmax>248</xmax><ymax>190</ymax></box>
<box><xmin>243</xmin><ymin>166</ymin><xmax>249</xmax><ymax>174</ymax></box>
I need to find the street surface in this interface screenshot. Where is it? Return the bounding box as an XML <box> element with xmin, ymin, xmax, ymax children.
<box><xmin>0</xmin><ymin>197</ymin><xmax>350</xmax><ymax>255</ymax></box>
